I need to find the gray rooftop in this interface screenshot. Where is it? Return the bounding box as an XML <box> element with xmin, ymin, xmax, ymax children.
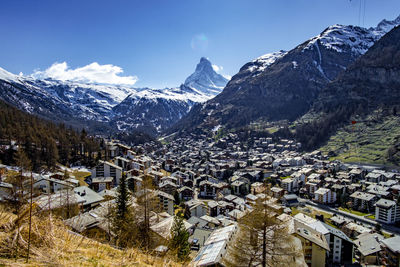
<box><xmin>375</xmin><ymin>198</ymin><xmax>396</xmax><ymax>209</ymax></box>
<box><xmin>382</xmin><ymin>236</ymin><xmax>400</xmax><ymax>253</ymax></box>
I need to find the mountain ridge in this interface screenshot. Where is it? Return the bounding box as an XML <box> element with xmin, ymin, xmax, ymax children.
<box><xmin>0</xmin><ymin>57</ymin><xmax>229</xmax><ymax>135</ymax></box>
<box><xmin>169</xmin><ymin>15</ymin><xmax>400</xmax><ymax>136</ymax></box>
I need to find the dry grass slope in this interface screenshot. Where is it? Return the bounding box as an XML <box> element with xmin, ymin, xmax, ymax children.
<box><xmin>0</xmin><ymin>208</ymin><xmax>181</xmax><ymax>267</ymax></box>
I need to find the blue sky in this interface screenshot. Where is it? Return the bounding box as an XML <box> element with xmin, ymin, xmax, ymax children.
<box><xmin>0</xmin><ymin>0</ymin><xmax>399</xmax><ymax>88</ymax></box>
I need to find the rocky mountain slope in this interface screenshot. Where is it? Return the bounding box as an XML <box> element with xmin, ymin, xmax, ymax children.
<box><xmin>295</xmin><ymin>25</ymin><xmax>400</xmax><ymax>164</ymax></box>
<box><xmin>170</xmin><ymin>15</ymin><xmax>400</xmax><ymax>135</ymax></box>
<box><xmin>0</xmin><ymin>58</ymin><xmax>228</xmax><ymax>135</ymax></box>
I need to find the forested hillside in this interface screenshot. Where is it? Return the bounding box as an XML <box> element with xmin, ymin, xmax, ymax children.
<box><xmin>0</xmin><ymin>100</ymin><xmax>100</xmax><ymax>170</ymax></box>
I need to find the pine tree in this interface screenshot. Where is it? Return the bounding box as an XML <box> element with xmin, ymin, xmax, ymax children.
<box><xmin>111</xmin><ymin>172</ymin><xmax>134</xmax><ymax>247</ymax></box>
<box><xmin>115</xmin><ymin>173</ymin><xmax>130</xmax><ymax>223</ymax></box>
<box><xmin>169</xmin><ymin>215</ymin><xmax>190</xmax><ymax>261</ymax></box>
<box><xmin>173</xmin><ymin>190</ymin><xmax>181</xmax><ymax>205</ymax></box>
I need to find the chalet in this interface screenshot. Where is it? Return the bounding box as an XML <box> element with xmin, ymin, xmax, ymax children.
<box><xmin>199</xmin><ymin>180</ymin><xmax>215</xmax><ymax>198</ymax></box>
<box><xmin>33</xmin><ymin>177</ymin><xmax>74</xmax><ymax>194</ymax></box>
<box><xmin>126</xmin><ymin>176</ymin><xmax>142</xmax><ymax>192</ymax></box>
<box><xmin>294</xmin><ymin>221</ymin><xmax>329</xmax><ymax>267</ymax></box>
<box><xmin>270</xmin><ymin>186</ymin><xmax>284</xmax><ymax>199</ymax></box>
<box><xmin>115</xmin><ymin>143</ymin><xmax>130</xmax><ymax>156</ymax></box>
<box><xmin>367</xmin><ymin>184</ymin><xmax>391</xmax><ymax>198</ymax></box>
<box><xmin>90</xmin><ymin>177</ymin><xmax>113</xmax><ymax>192</ymax></box>
<box><xmin>150</xmin><ymin>215</ymin><xmax>193</xmax><ymax>244</ymax></box>
<box><xmin>342</xmin><ymin>222</ymin><xmax>371</xmax><ymax>239</ymax></box>
<box><xmin>251</xmin><ymin>182</ymin><xmax>265</xmax><ymax>194</ymax></box>
<box><xmin>177</xmin><ymin>186</ymin><xmax>193</xmax><ymax>201</ymax></box>
<box><xmin>105</xmin><ymin>142</ymin><xmax>119</xmax><ymax>158</ymax></box>
<box><xmin>159</xmin><ymin>180</ymin><xmax>177</xmax><ymax>195</ymax></box>
<box><xmin>381</xmin><ymin>236</ymin><xmax>400</xmax><ymax>267</ymax></box>
<box><xmin>295</xmin><ymin>214</ymin><xmax>354</xmax><ymax>265</ymax></box>
<box><xmin>156</xmin><ymin>190</ymin><xmax>175</xmax><ymax>216</ymax></box>
<box><xmin>74</xmin><ymin>186</ymin><xmax>104</xmax><ymax>210</ymax></box>
<box><xmin>171</xmin><ymin>171</ymin><xmax>187</xmax><ymax>186</ymax></box>
<box><xmin>185</xmin><ymin>200</ymin><xmax>208</xmax><ymax>218</ymax></box>
<box><xmin>245</xmin><ymin>193</ymin><xmax>257</xmax><ymax>205</ymax></box>
<box><xmin>199</xmin><ymin>215</ymin><xmax>221</xmax><ymax>229</ymax></box>
<box><xmin>188</xmin><ymin>216</ymin><xmax>209</xmax><ymax>229</ymax></box>
<box><xmin>354</xmin><ymin>232</ymin><xmax>384</xmax><ymax>265</ymax></box>
<box><xmin>281</xmin><ymin>194</ymin><xmax>299</xmax><ymax>207</ymax></box>
<box><xmin>64</xmin><ymin>203</ymin><xmax>111</xmax><ymax>239</ymax></box>
<box><xmin>349</xmin><ymin>168</ymin><xmax>365</xmax><ymax>181</ymax></box>
<box><xmin>34</xmin><ymin>189</ymin><xmax>85</xmax><ymax>212</ymax></box>
<box><xmin>230</xmin><ymin>175</ymin><xmax>250</xmax><ymax>196</ymax></box>
<box><xmin>227</xmin><ymin>209</ymin><xmax>245</xmax><ymax>221</ymax></box>
<box><xmin>213</xmin><ymin>182</ymin><xmax>230</xmax><ymax>196</ymax></box>
<box><xmin>183</xmin><ymin>178</ymin><xmax>194</xmax><ymax>188</ymax></box>
<box><xmin>91</xmin><ymin>161</ymin><xmax>122</xmax><ymax>186</ymax></box>
<box><xmin>113</xmin><ymin>156</ymin><xmax>131</xmax><ymax>171</ymax></box>
<box><xmin>191</xmin><ymin>225</ymin><xmax>237</xmax><ymax>267</ymax></box>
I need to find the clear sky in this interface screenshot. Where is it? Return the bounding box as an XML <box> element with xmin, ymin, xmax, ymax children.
<box><xmin>0</xmin><ymin>0</ymin><xmax>399</xmax><ymax>88</ymax></box>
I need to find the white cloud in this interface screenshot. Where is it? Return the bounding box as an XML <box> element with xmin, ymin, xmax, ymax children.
<box><xmin>31</xmin><ymin>62</ymin><xmax>138</xmax><ymax>85</ymax></box>
<box><xmin>212</xmin><ymin>64</ymin><xmax>231</xmax><ymax>80</ymax></box>
<box><xmin>223</xmin><ymin>74</ymin><xmax>232</xmax><ymax>80</ymax></box>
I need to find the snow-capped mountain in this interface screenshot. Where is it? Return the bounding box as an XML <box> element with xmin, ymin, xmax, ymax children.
<box><xmin>0</xmin><ymin>57</ymin><xmax>229</xmax><ymax>135</ymax></box>
<box><xmin>111</xmin><ymin>57</ymin><xmax>229</xmax><ymax>134</ymax></box>
<box><xmin>184</xmin><ymin>57</ymin><xmax>229</xmax><ymax>96</ymax></box>
<box><xmin>170</xmin><ymin>15</ymin><xmax>400</xmax><ymax>135</ymax></box>
<box><xmin>0</xmin><ymin>67</ymin><xmax>137</xmax><ymax>122</ymax></box>
<box><xmin>240</xmin><ymin>50</ymin><xmax>287</xmax><ymax>77</ymax></box>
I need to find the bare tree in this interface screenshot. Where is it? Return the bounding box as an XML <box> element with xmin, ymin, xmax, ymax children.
<box><xmin>12</xmin><ymin>149</ymin><xmax>31</xmax><ymax>260</ymax></box>
<box><xmin>224</xmin><ymin>197</ymin><xmax>302</xmax><ymax>267</ymax></box>
<box><xmin>135</xmin><ymin>176</ymin><xmax>159</xmax><ymax>249</ymax></box>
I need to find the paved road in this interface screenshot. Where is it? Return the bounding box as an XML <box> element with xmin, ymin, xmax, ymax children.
<box><xmin>300</xmin><ymin>199</ymin><xmax>400</xmax><ymax>236</ymax></box>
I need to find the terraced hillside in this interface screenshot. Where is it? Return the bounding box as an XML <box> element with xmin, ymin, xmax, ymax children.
<box><xmin>320</xmin><ymin>114</ymin><xmax>400</xmax><ymax>165</ymax></box>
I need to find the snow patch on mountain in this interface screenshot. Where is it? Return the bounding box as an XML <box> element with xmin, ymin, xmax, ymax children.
<box><xmin>243</xmin><ymin>50</ymin><xmax>287</xmax><ymax>76</ymax></box>
<box><xmin>0</xmin><ymin>67</ymin><xmax>23</xmax><ymax>84</ymax></box>
<box><xmin>303</xmin><ymin>15</ymin><xmax>400</xmax><ymax>55</ymax></box>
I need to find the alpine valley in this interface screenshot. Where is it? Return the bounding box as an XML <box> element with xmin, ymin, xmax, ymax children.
<box><xmin>1</xmin><ymin>15</ymin><xmax>400</xmax><ymax>164</ymax></box>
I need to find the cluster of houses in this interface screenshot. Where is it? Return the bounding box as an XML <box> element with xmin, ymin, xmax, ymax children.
<box><xmin>1</xmin><ymin>133</ymin><xmax>400</xmax><ymax>267</ymax></box>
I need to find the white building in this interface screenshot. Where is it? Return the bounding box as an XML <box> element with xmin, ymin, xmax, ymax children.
<box><xmin>91</xmin><ymin>160</ymin><xmax>122</xmax><ymax>186</ymax></box>
<box><xmin>314</xmin><ymin>188</ymin><xmax>336</xmax><ymax>204</ymax></box>
<box><xmin>33</xmin><ymin>177</ymin><xmax>74</xmax><ymax>193</ymax></box>
<box><xmin>375</xmin><ymin>199</ymin><xmax>400</xmax><ymax>224</ymax></box>
<box><xmin>192</xmin><ymin>224</ymin><xmax>237</xmax><ymax>266</ymax></box>
<box><xmin>156</xmin><ymin>190</ymin><xmax>174</xmax><ymax>216</ymax></box>
<box><xmin>281</xmin><ymin>178</ymin><xmax>296</xmax><ymax>193</ymax></box>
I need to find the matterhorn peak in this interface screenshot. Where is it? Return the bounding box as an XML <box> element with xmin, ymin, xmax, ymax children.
<box><xmin>184</xmin><ymin>57</ymin><xmax>229</xmax><ymax>96</ymax></box>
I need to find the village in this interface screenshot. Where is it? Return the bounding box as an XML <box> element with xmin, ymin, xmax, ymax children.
<box><xmin>1</xmin><ymin>133</ymin><xmax>400</xmax><ymax>267</ymax></box>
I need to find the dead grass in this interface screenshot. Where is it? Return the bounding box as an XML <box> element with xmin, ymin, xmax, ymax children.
<box><xmin>72</xmin><ymin>171</ymin><xmax>91</xmax><ymax>186</ymax></box>
<box><xmin>0</xmin><ymin>207</ymin><xmax>182</xmax><ymax>267</ymax></box>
